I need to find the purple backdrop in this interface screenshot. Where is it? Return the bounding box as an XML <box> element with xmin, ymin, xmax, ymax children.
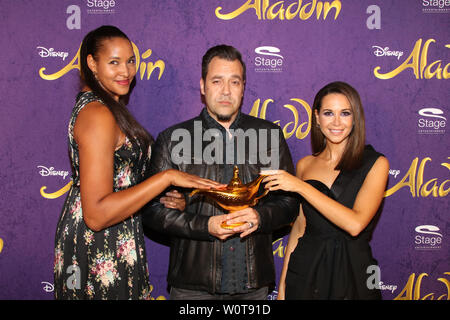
<box><xmin>0</xmin><ymin>0</ymin><xmax>448</xmax><ymax>300</ymax></box>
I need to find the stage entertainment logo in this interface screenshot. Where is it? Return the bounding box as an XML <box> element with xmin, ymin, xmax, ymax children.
<box><xmin>414</xmin><ymin>225</ymin><xmax>443</xmax><ymax>250</ymax></box>
<box><xmin>254</xmin><ymin>46</ymin><xmax>284</xmax><ymax>73</ymax></box>
<box><xmin>417</xmin><ymin>107</ymin><xmax>446</xmax><ymax>134</ymax></box>
<box><xmin>422</xmin><ymin>0</ymin><xmax>450</xmax><ymax>13</ymax></box>
<box><xmin>86</xmin><ymin>0</ymin><xmax>116</xmax><ymax>14</ymax></box>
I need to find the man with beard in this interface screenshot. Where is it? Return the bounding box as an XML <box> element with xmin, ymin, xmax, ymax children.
<box><xmin>144</xmin><ymin>44</ymin><xmax>299</xmax><ymax>300</ymax></box>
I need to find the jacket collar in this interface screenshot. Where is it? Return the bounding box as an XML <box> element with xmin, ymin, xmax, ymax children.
<box><xmin>200</xmin><ymin>107</ymin><xmax>242</xmax><ymax>132</ymax></box>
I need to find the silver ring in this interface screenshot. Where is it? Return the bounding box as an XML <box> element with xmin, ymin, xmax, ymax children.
<box><xmin>248</xmin><ymin>222</ymin><xmax>254</xmax><ymax>228</ymax></box>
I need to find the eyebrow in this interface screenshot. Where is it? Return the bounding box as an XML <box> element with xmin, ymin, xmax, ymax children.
<box><xmin>210</xmin><ymin>74</ymin><xmax>242</xmax><ymax>80</ymax></box>
<box><xmin>321</xmin><ymin>107</ymin><xmax>352</xmax><ymax>111</ymax></box>
<box><xmin>108</xmin><ymin>55</ymin><xmax>135</xmax><ymax>60</ymax></box>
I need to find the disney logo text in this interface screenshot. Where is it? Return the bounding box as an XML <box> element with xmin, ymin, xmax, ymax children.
<box><xmin>372</xmin><ymin>46</ymin><xmax>404</xmax><ymax>60</ymax></box>
<box><xmin>37</xmin><ymin>166</ymin><xmax>69</xmax><ymax>180</ymax></box>
<box><xmin>41</xmin><ymin>281</ymin><xmax>54</xmax><ymax>293</ymax></box>
<box><xmin>37</xmin><ymin>46</ymin><xmax>69</xmax><ymax>61</ymax></box>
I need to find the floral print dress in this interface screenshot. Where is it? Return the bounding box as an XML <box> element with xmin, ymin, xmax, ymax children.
<box><xmin>54</xmin><ymin>91</ymin><xmax>151</xmax><ymax>299</ymax></box>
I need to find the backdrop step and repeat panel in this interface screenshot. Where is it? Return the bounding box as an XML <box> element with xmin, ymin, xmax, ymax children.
<box><xmin>0</xmin><ymin>0</ymin><xmax>448</xmax><ymax>300</ymax></box>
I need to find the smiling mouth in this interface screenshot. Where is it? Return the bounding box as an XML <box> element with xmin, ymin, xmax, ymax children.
<box><xmin>329</xmin><ymin>129</ymin><xmax>344</xmax><ymax>134</ymax></box>
<box><xmin>116</xmin><ymin>79</ymin><xmax>130</xmax><ymax>86</ymax></box>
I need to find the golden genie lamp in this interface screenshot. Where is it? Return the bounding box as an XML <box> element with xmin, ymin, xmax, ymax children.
<box><xmin>189</xmin><ymin>166</ymin><xmax>269</xmax><ymax>229</ymax></box>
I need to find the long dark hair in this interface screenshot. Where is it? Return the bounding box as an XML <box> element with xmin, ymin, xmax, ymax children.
<box><xmin>311</xmin><ymin>81</ymin><xmax>365</xmax><ymax>171</ymax></box>
<box><xmin>79</xmin><ymin>25</ymin><xmax>152</xmax><ymax>152</ymax></box>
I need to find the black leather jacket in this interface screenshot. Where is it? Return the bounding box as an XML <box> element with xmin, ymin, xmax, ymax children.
<box><xmin>143</xmin><ymin>109</ymin><xmax>300</xmax><ymax>293</ymax></box>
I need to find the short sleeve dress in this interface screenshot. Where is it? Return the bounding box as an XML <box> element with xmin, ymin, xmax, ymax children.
<box><xmin>54</xmin><ymin>91</ymin><xmax>152</xmax><ymax>299</ymax></box>
<box><xmin>285</xmin><ymin>145</ymin><xmax>383</xmax><ymax>300</ymax></box>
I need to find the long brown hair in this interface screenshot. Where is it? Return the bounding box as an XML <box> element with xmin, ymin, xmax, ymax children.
<box><xmin>79</xmin><ymin>25</ymin><xmax>152</xmax><ymax>152</ymax></box>
<box><xmin>311</xmin><ymin>81</ymin><xmax>365</xmax><ymax>171</ymax></box>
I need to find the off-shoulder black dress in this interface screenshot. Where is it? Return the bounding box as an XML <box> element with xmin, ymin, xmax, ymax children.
<box><xmin>285</xmin><ymin>145</ymin><xmax>383</xmax><ymax>300</ymax></box>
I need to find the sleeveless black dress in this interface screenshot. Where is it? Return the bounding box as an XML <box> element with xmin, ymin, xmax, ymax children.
<box><xmin>285</xmin><ymin>145</ymin><xmax>383</xmax><ymax>300</ymax></box>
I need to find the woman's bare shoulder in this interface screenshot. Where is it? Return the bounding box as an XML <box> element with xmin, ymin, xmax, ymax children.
<box><xmin>295</xmin><ymin>154</ymin><xmax>316</xmax><ymax>178</ymax></box>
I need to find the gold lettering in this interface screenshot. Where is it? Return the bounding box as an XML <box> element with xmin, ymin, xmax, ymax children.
<box><xmin>263</xmin><ymin>0</ymin><xmax>270</xmax><ymax>19</ymax></box>
<box><xmin>215</xmin><ymin>0</ymin><xmax>262</xmax><ymax>20</ymax></box>
<box><xmin>441</xmin><ymin>158</ymin><xmax>450</xmax><ymax>170</ymax></box>
<box><xmin>420</xmin><ymin>39</ymin><xmax>433</xmax><ymax>78</ymax></box>
<box><xmin>0</xmin><ymin>238</ymin><xmax>3</xmax><ymax>253</ymax></box>
<box><xmin>267</xmin><ymin>1</ymin><xmax>285</xmax><ymax>20</ymax></box>
<box><xmin>282</xmin><ymin>103</ymin><xmax>299</xmax><ymax>138</ymax></box>
<box><xmin>386</xmin><ymin>157</ymin><xmax>449</xmax><ymax>198</ymax></box>
<box><xmin>394</xmin><ymin>273</ymin><xmax>415</xmax><ymax>300</ymax></box>
<box><xmin>437</xmin><ymin>272</ymin><xmax>450</xmax><ymax>300</ymax></box>
<box><xmin>421</xmin><ymin>293</ymin><xmax>435</xmax><ymax>299</ymax></box>
<box><xmin>286</xmin><ymin>0</ymin><xmax>301</xmax><ymax>19</ymax></box>
<box><xmin>424</xmin><ymin>60</ymin><xmax>443</xmax><ymax>79</ymax></box>
<box><xmin>444</xmin><ymin>61</ymin><xmax>450</xmax><ymax>78</ymax></box>
<box><xmin>249</xmin><ymin>98</ymin><xmax>272</xmax><ymax>119</ymax></box>
<box><xmin>416</xmin><ymin>157</ymin><xmax>431</xmax><ymax>194</ymax></box>
<box><xmin>420</xmin><ymin>178</ymin><xmax>438</xmax><ymax>197</ymax></box>
<box><xmin>39</xmin><ymin>46</ymin><xmax>81</xmax><ymax>80</ymax></box>
<box><xmin>215</xmin><ymin>0</ymin><xmax>341</xmax><ymax>21</ymax></box>
<box><xmin>249</xmin><ymin>98</ymin><xmax>311</xmax><ymax>140</ymax></box>
<box><xmin>315</xmin><ymin>1</ymin><xmax>323</xmax><ymax>17</ymax></box>
<box><xmin>300</xmin><ymin>0</ymin><xmax>315</xmax><ymax>20</ymax></box>
<box><xmin>439</xmin><ymin>159</ymin><xmax>450</xmax><ymax>197</ymax></box>
<box><xmin>395</xmin><ymin>273</ymin><xmax>450</xmax><ymax>300</ymax></box>
<box><xmin>438</xmin><ymin>180</ymin><xmax>450</xmax><ymax>197</ymax></box>
<box><xmin>291</xmin><ymin>98</ymin><xmax>311</xmax><ymax>139</ymax></box>
<box><xmin>374</xmin><ymin>39</ymin><xmax>422</xmax><ymax>80</ymax></box>
<box><xmin>139</xmin><ymin>48</ymin><xmax>165</xmax><ymax>80</ymax></box>
<box><xmin>321</xmin><ymin>0</ymin><xmax>341</xmax><ymax>19</ymax></box>
<box><xmin>272</xmin><ymin>238</ymin><xmax>286</xmax><ymax>258</ymax></box>
<box><xmin>281</xmin><ymin>99</ymin><xmax>311</xmax><ymax>139</ymax></box>
<box><xmin>132</xmin><ymin>43</ymin><xmax>141</xmax><ymax>71</ymax></box>
<box><xmin>385</xmin><ymin>158</ymin><xmax>418</xmax><ymax>197</ymax></box>
<box><xmin>149</xmin><ymin>284</ymin><xmax>167</xmax><ymax>300</ymax></box>
<box><xmin>414</xmin><ymin>273</ymin><xmax>429</xmax><ymax>300</ymax></box>
<box><xmin>40</xmin><ymin>181</ymin><xmax>73</xmax><ymax>199</ymax></box>
<box><xmin>39</xmin><ymin>42</ymin><xmax>164</xmax><ymax>81</ymax></box>
<box><xmin>374</xmin><ymin>38</ymin><xmax>449</xmax><ymax>80</ymax></box>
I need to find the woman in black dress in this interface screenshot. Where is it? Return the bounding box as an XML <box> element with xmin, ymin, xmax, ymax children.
<box><xmin>263</xmin><ymin>81</ymin><xmax>389</xmax><ymax>299</ymax></box>
<box><xmin>54</xmin><ymin>26</ymin><xmax>221</xmax><ymax>299</ymax></box>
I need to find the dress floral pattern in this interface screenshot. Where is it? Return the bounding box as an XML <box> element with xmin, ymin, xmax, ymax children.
<box><xmin>54</xmin><ymin>91</ymin><xmax>152</xmax><ymax>299</ymax></box>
